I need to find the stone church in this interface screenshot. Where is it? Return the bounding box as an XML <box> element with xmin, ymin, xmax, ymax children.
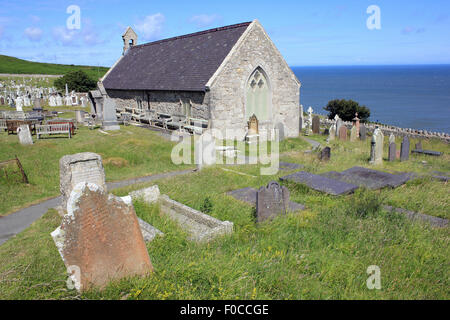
<box><xmin>98</xmin><ymin>19</ymin><xmax>301</xmax><ymax>140</ymax></box>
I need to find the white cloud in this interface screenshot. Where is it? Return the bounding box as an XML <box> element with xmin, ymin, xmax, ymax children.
<box><xmin>24</xmin><ymin>27</ymin><xmax>43</xmax><ymax>41</ymax></box>
<box><xmin>134</xmin><ymin>13</ymin><xmax>165</xmax><ymax>41</ymax></box>
<box><xmin>189</xmin><ymin>14</ymin><xmax>221</xmax><ymax>28</ymax></box>
<box><xmin>52</xmin><ymin>26</ymin><xmax>78</xmax><ymax>45</ymax></box>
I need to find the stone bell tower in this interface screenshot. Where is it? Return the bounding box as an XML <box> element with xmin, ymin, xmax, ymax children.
<box><xmin>122</xmin><ymin>27</ymin><xmax>138</xmax><ymax>55</ymax></box>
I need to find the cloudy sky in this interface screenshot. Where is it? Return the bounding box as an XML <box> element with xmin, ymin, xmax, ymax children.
<box><xmin>0</xmin><ymin>0</ymin><xmax>449</xmax><ymax>67</ymax></box>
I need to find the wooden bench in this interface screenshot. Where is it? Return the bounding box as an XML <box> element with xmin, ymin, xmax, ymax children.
<box><xmin>184</xmin><ymin>117</ymin><xmax>209</xmax><ymax>135</ymax></box>
<box><xmin>36</xmin><ymin>123</ymin><xmax>72</xmax><ymax>139</ymax></box>
<box><xmin>6</xmin><ymin>120</ymin><xmax>36</xmax><ymax>135</ymax></box>
<box><xmin>46</xmin><ymin>120</ymin><xmax>76</xmax><ymax>135</ymax></box>
<box><xmin>166</xmin><ymin>114</ymin><xmax>187</xmax><ymax>131</ymax></box>
<box><xmin>153</xmin><ymin>112</ymin><xmax>173</xmax><ymax>129</ymax></box>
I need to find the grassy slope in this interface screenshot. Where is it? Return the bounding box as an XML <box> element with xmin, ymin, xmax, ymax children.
<box><xmin>0</xmin><ymin>55</ymin><xmax>108</xmax><ymax>80</ymax></box>
<box><xmin>0</xmin><ymin>131</ymin><xmax>448</xmax><ymax>299</ymax></box>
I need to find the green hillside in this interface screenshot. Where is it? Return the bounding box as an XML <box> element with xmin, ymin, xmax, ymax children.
<box><xmin>0</xmin><ymin>55</ymin><xmax>109</xmax><ymax>80</ymax></box>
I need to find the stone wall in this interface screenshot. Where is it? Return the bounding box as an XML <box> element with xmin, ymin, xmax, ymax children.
<box><xmin>106</xmin><ymin>89</ymin><xmax>209</xmax><ymax>119</ymax></box>
<box><xmin>208</xmin><ymin>21</ymin><xmax>300</xmax><ymax>140</ymax></box>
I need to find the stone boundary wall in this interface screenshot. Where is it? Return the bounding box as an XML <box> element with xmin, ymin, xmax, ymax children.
<box><xmin>319</xmin><ymin>117</ymin><xmax>450</xmax><ymax>143</ymax></box>
<box><xmin>0</xmin><ymin>74</ymin><xmax>63</xmax><ymax>78</ymax></box>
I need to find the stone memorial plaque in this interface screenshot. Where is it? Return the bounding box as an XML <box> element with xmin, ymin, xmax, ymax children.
<box><xmin>256</xmin><ymin>181</ymin><xmax>289</xmax><ymax>223</ymax></box>
<box><xmin>51</xmin><ymin>183</ymin><xmax>153</xmax><ymax>292</ymax></box>
<box><xmin>280</xmin><ymin>171</ymin><xmax>359</xmax><ymax>196</ymax></box>
<box><xmin>60</xmin><ymin>152</ymin><xmax>106</xmax><ymax>208</ymax></box>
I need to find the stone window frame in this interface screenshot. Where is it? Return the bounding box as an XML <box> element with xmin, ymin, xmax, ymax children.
<box><xmin>244</xmin><ymin>66</ymin><xmax>273</xmax><ymax>124</ymax></box>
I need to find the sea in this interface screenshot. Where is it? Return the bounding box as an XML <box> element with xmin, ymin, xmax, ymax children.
<box><xmin>292</xmin><ymin>65</ymin><xmax>450</xmax><ymax>134</ymax></box>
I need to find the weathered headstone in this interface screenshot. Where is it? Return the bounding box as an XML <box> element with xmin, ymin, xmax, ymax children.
<box><xmin>370</xmin><ymin>128</ymin><xmax>384</xmax><ymax>165</ymax></box>
<box><xmin>59</xmin><ymin>152</ymin><xmax>106</xmax><ymax>208</ymax></box>
<box><xmin>338</xmin><ymin>126</ymin><xmax>347</xmax><ymax>141</ymax></box>
<box><xmin>319</xmin><ymin>147</ymin><xmax>331</xmax><ymax>161</ymax></box>
<box><xmin>247</xmin><ymin>114</ymin><xmax>259</xmax><ymax>136</ymax></box>
<box><xmin>353</xmin><ymin>113</ymin><xmax>360</xmax><ymax>137</ymax></box>
<box><xmin>350</xmin><ymin>125</ymin><xmax>357</xmax><ymax>142</ymax></box>
<box><xmin>335</xmin><ymin>117</ymin><xmax>342</xmax><ymax>137</ymax></box>
<box><xmin>312</xmin><ymin>116</ymin><xmax>320</xmax><ymax>134</ymax></box>
<box><xmin>328</xmin><ymin>123</ymin><xmax>336</xmax><ymax>141</ymax></box>
<box><xmin>415</xmin><ymin>141</ymin><xmax>422</xmax><ymax>151</ymax></box>
<box><xmin>33</xmin><ymin>98</ymin><xmax>41</xmax><ymax>110</ymax></box>
<box><xmin>51</xmin><ymin>182</ymin><xmax>153</xmax><ymax>292</ymax></box>
<box><xmin>256</xmin><ymin>181</ymin><xmax>290</xmax><ymax>223</ymax></box>
<box><xmin>389</xmin><ymin>142</ymin><xmax>396</xmax><ymax>161</ymax></box>
<box><xmin>359</xmin><ymin>125</ymin><xmax>367</xmax><ymax>141</ymax></box>
<box><xmin>400</xmin><ymin>136</ymin><xmax>410</xmax><ymax>161</ymax></box>
<box><xmin>17</xmin><ymin>125</ymin><xmax>33</xmax><ymax>145</ymax></box>
<box><xmin>0</xmin><ymin>97</ymin><xmax>4</xmax><ymax>105</ymax></box>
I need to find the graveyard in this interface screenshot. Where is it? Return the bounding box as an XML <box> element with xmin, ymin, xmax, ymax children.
<box><xmin>0</xmin><ymin>117</ymin><xmax>448</xmax><ymax>299</ymax></box>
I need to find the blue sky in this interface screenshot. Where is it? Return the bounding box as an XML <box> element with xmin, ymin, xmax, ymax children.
<box><xmin>0</xmin><ymin>0</ymin><xmax>449</xmax><ymax>67</ymax></box>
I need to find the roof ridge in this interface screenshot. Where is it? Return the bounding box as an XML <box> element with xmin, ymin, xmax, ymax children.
<box><xmin>133</xmin><ymin>21</ymin><xmax>252</xmax><ymax>49</ymax></box>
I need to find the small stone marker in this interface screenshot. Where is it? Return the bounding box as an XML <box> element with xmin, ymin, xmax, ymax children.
<box><xmin>400</xmin><ymin>136</ymin><xmax>410</xmax><ymax>161</ymax></box>
<box><xmin>51</xmin><ymin>182</ymin><xmax>153</xmax><ymax>292</ymax></box>
<box><xmin>256</xmin><ymin>181</ymin><xmax>290</xmax><ymax>223</ymax></box>
<box><xmin>338</xmin><ymin>126</ymin><xmax>347</xmax><ymax>141</ymax></box>
<box><xmin>59</xmin><ymin>152</ymin><xmax>106</xmax><ymax>208</ymax></box>
<box><xmin>415</xmin><ymin>141</ymin><xmax>422</xmax><ymax>151</ymax></box>
<box><xmin>389</xmin><ymin>142</ymin><xmax>396</xmax><ymax>162</ymax></box>
<box><xmin>359</xmin><ymin>125</ymin><xmax>367</xmax><ymax>141</ymax></box>
<box><xmin>312</xmin><ymin>116</ymin><xmax>320</xmax><ymax>134</ymax></box>
<box><xmin>350</xmin><ymin>125</ymin><xmax>357</xmax><ymax>142</ymax></box>
<box><xmin>17</xmin><ymin>125</ymin><xmax>33</xmax><ymax>145</ymax></box>
<box><xmin>319</xmin><ymin>147</ymin><xmax>331</xmax><ymax>161</ymax></box>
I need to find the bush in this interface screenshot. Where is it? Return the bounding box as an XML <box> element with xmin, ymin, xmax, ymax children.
<box><xmin>200</xmin><ymin>197</ymin><xmax>213</xmax><ymax>214</ymax></box>
<box><xmin>54</xmin><ymin>70</ymin><xmax>97</xmax><ymax>93</ymax></box>
<box><xmin>324</xmin><ymin>99</ymin><xmax>370</xmax><ymax>122</ymax></box>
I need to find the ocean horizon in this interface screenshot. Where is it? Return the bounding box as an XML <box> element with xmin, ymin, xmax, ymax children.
<box><xmin>292</xmin><ymin>65</ymin><xmax>450</xmax><ymax>134</ymax></box>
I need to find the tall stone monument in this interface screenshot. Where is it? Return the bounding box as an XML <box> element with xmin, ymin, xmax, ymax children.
<box><xmin>400</xmin><ymin>136</ymin><xmax>410</xmax><ymax>161</ymax></box>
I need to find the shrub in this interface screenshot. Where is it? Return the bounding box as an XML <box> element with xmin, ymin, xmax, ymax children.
<box><xmin>54</xmin><ymin>70</ymin><xmax>97</xmax><ymax>93</ymax></box>
<box><xmin>324</xmin><ymin>99</ymin><xmax>370</xmax><ymax>122</ymax></box>
<box><xmin>200</xmin><ymin>197</ymin><xmax>213</xmax><ymax>214</ymax></box>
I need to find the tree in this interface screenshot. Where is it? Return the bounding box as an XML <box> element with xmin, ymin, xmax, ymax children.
<box><xmin>54</xmin><ymin>70</ymin><xmax>97</xmax><ymax>93</ymax></box>
<box><xmin>324</xmin><ymin>99</ymin><xmax>370</xmax><ymax>122</ymax></box>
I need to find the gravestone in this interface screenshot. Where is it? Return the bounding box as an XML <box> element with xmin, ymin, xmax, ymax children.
<box><xmin>389</xmin><ymin>142</ymin><xmax>396</xmax><ymax>162</ymax></box>
<box><xmin>335</xmin><ymin>118</ymin><xmax>342</xmax><ymax>137</ymax></box>
<box><xmin>359</xmin><ymin>125</ymin><xmax>366</xmax><ymax>141</ymax></box>
<box><xmin>248</xmin><ymin>114</ymin><xmax>259</xmax><ymax>136</ymax></box>
<box><xmin>415</xmin><ymin>141</ymin><xmax>422</xmax><ymax>151</ymax></box>
<box><xmin>350</xmin><ymin>125</ymin><xmax>357</xmax><ymax>142</ymax></box>
<box><xmin>256</xmin><ymin>181</ymin><xmax>290</xmax><ymax>223</ymax></box>
<box><xmin>194</xmin><ymin>130</ymin><xmax>216</xmax><ymax>170</ymax></box>
<box><xmin>370</xmin><ymin>128</ymin><xmax>384</xmax><ymax>165</ymax></box>
<box><xmin>33</xmin><ymin>98</ymin><xmax>41</xmax><ymax>110</ymax></box>
<box><xmin>319</xmin><ymin>147</ymin><xmax>331</xmax><ymax>161</ymax></box>
<box><xmin>17</xmin><ymin>125</ymin><xmax>33</xmax><ymax>145</ymax></box>
<box><xmin>59</xmin><ymin>152</ymin><xmax>106</xmax><ymax>209</ymax></box>
<box><xmin>389</xmin><ymin>133</ymin><xmax>395</xmax><ymax>145</ymax></box>
<box><xmin>400</xmin><ymin>136</ymin><xmax>410</xmax><ymax>161</ymax></box>
<box><xmin>339</xmin><ymin>126</ymin><xmax>347</xmax><ymax>141</ymax></box>
<box><xmin>280</xmin><ymin>171</ymin><xmax>358</xmax><ymax>196</ymax></box>
<box><xmin>328</xmin><ymin>124</ymin><xmax>336</xmax><ymax>141</ymax></box>
<box><xmin>51</xmin><ymin>182</ymin><xmax>153</xmax><ymax>292</ymax></box>
<box><xmin>312</xmin><ymin>116</ymin><xmax>320</xmax><ymax>134</ymax></box>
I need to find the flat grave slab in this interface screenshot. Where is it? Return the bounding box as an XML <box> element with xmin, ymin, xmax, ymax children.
<box><xmin>383</xmin><ymin>205</ymin><xmax>448</xmax><ymax>228</ymax></box>
<box><xmin>227</xmin><ymin>187</ymin><xmax>305</xmax><ymax>212</ymax></box>
<box><xmin>279</xmin><ymin>171</ymin><xmax>358</xmax><ymax>196</ymax></box>
<box><xmin>320</xmin><ymin>166</ymin><xmax>413</xmax><ymax>190</ymax></box>
<box><xmin>431</xmin><ymin>171</ymin><xmax>449</xmax><ymax>182</ymax></box>
<box><xmin>412</xmin><ymin>149</ymin><xmax>443</xmax><ymax>156</ymax></box>
<box><xmin>279</xmin><ymin>162</ymin><xmax>304</xmax><ymax>171</ymax></box>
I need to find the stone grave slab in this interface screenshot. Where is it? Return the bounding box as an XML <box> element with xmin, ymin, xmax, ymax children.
<box><xmin>227</xmin><ymin>187</ymin><xmax>305</xmax><ymax>212</ymax></box>
<box><xmin>51</xmin><ymin>182</ymin><xmax>153</xmax><ymax>292</ymax></box>
<box><xmin>431</xmin><ymin>171</ymin><xmax>449</xmax><ymax>182</ymax></box>
<box><xmin>280</xmin><ymin>171</ymin><xmax>358</xmax><ymax>196</ymax></box>
<box><xmin>322</xmin><ymin>166</ymin><xmax>413</xmax><ymax>190</ymax></box>
<box><xmin>411</xmin><ymin>149</ymin><xmax>443</xmax><ymax>157</ymax></box>
<box><xmin>383</xmin><ymin>205</ymin><xmax>448</xmax><ymax>228</ymax></box>
<box><xmin>279</xmin><ymin>162</ymin><xmax>304</xmax><ymax>171</ymax></box>
<box><xmin>256</xmin><ymin>181</ymin><xmax>289</xmax><ymax>223</ymax></box>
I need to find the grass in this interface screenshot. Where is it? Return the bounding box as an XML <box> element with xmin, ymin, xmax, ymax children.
<box><xmin>0</xmin><ymin>55</ymin><xmax>108</xmax><ymax>80</ymax></box>
<box><xmin>0</xmin><ymin>125</ymin><xmax>194</xmax><ymax>216</ymax></box>
<box><xmin>0</xmin><ymin>128</ymin><xmax>448</xmax><ymax>300</ymax></box>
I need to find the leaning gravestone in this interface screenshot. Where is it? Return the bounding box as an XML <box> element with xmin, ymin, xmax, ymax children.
<box><xmin>312</xmin><ymin>116</ymin><xmax>320</xmax><ymax>134</ymax></box>
<box><xmin>256</xmin><ymin>181</ymin><xmax>290</xmax><ymax>223</ymax></box>
<box><xmin>339</xmin><ymin>126</ymin><xmax>347</xmax><ymax>141</ymax></box>
<box><xmin>359</xmin><ymin>125</ymin><xmax>366</xmax><ymax>141</ymax></box>
<box><xmin>400</xmin><ymin>136</ymin><xmax>410</xmax><ymax>161</ymax></box>
<box><xmin>17</xmin><ymin>125</ymin><xmax>33</xmax><ymax>145</ymax></box>
<box><xmin>51</xmin><ymin>182</ymin><xmax>153</xmax><ymax>292</ymax></box>
<box><xmin>389</xmin><ymin>142</ymin><xmax>396</xmax><ymax>162</ymax></box>
<box><xmin>59</xmin><ymin>152</ymin><xmax>106</xmax><ymax>208</ymax></box>
<box><xmin>319</xmin><ymin>147</ymin><xmax>331</xmax><ymax>161</ymax></box>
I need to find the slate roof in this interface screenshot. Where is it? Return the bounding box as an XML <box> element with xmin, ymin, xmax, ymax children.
<box><xmin>103</xmin><ymin>22</ymin><xmax>252</xmax><ymax>92</ymax></box>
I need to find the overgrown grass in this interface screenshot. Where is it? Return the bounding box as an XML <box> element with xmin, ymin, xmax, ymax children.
<box><xmin>0</xmin><ymin>129</ymin><xmax>448</xmax><ymax>299</ymax></box>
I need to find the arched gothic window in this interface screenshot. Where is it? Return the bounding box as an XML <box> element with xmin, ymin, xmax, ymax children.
<box><xmin>246</xmin><ymin>67</ymin><xmax>270</xmax><ymax>121</ymax></box>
